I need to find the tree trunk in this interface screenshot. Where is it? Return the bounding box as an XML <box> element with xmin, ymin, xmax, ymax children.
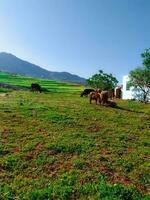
<box><xmin>143</xmin><ymin>92</ymin><xmax>147</xmax><ymax>103</ymax></box>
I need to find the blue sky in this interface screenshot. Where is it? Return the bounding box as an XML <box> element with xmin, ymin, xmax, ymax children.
<box><xmin>0</xmin><ymin>0</ymin><xmax>150</xmax><ymax>82</ymax></box>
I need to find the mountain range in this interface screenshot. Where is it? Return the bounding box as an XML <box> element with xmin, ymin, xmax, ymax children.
<box><xmin>0</xmin><ymin>52</ymin><xmax>86</xmax><ymax>83</ymax></box>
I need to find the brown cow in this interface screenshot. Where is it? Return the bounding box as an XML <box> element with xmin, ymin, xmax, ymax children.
<box><xmin>100</xmin><ymin>91</ymin><xmax>109</xmax><ymax>105</ymax></box>
<box><xmin>108</xmin><ymin>89</ymin><xmax>115</xmax><ymax>99</ymax></box>
<box><xmin>89</xmin><ymin>91</ymin><xmax>101</xmax><ymax>105</ymax></box>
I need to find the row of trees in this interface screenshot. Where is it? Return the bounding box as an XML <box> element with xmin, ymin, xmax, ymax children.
<box><xmin>87</xmin><ymin>49</ymin><xmax>150</xmax><ymax>102</ymax></box>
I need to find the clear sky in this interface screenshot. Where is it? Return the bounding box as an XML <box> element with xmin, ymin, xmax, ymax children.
<box><xmin>0</xmin><ymin>0</ymin><xmax>150</xmax><ymax>82</ymax></box>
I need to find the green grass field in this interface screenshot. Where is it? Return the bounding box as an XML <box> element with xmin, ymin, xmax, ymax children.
<box><xmin>0</xmin><ymin>72</ymin><xmax>84</xmax><ymax>93</ymax></box>
<box><xmin>0</xmin><ymin>72</ymin><xmax>150</xmax><ymax>199</ymax></box>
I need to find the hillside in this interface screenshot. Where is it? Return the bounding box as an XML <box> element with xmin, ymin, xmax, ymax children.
<box><xmin>0</xmin><ymin>73</ymin><xmax>150</xmax><ymax>199</ymax></box>
<box><xmin>0</xmin><ymin>52</ymin><xmax>86</xmax><ymax>84</ymax></box>
<box><xmin>0</xmin><ymin>71</ymin><xmax>84</xmax><ymax>93</ymax></box>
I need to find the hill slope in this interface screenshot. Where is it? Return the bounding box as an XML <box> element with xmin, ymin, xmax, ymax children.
<box><xmin>0</xmin><ymin>52</ymin><xmax>86</xmax><ymax>83</ymax></box>
<box><xmin>0</xmin><ymin>71</ymin><xmax>84</xmax><ymax>93</ymax></box>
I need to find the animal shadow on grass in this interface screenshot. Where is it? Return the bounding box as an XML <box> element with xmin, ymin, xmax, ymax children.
<box><xmin>114</xmin><ymin>105</ymin><xmax>150</xmax><ymax>116</ymax></box>
<box><xmin>103</xmin><ymin>100</ymin><xmax>150</xmax><ymax>116</ymax></box>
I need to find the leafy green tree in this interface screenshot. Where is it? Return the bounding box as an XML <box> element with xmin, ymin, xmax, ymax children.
<box><xmin>141</xmin><ymin>48</ymin><xmax>150</xmax><ymax>69</ymax></box>
<box><xmin>87</xmin><ymin>70</ymin><xmax>118</xmax><ymax>90</ymax></box>
<box><xmin>129</xmin><ymin>49</ymin><xmax>150</xmax><ymax>102</ymax></box>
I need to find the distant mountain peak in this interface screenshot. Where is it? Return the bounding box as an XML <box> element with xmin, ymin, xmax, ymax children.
<box><xmin>0</xmin><ymin>52</ymin><xmax>16</xmax><ymax>57</ymax></box>
<box><xmin>0</xmin><ymin>52</ymin><xmax>86</xmax><ymax>84</ymax></box>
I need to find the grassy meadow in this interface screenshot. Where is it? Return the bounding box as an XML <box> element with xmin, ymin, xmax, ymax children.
<box><xmin>0</xmin><ymin>72</ymin><xmax>150</xmax><ymax>199</ymax></box>
<box><xmin>0</xmin><ymin>72</ymin><xmax>83</xmax><ymax>93</ymax></box>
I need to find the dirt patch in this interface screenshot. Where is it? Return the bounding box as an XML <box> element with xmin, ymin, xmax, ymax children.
<box><xmin>96</xmin><ymin>165</ymin><xmax>132</xmax><ymax>186</ymax></box>
<box><xmin>43</xmin><ymin>160</ymin><xmax>72</xmax><ymax>177</ymax></box>
<box><xmin>12</xmin><ymin>146</ymin><xmax>21</xmax><ymax>153</ymax></box>
<box><xmin>24</xmin><ymin>143</ymin><xmax>44</xmax><ymax>160</ymax></box>
<box><xmin>1</xmin><ymin>128</ymin><xmax>14</xmax><ymax>138</ymax></box>
<box><xmin>127</xmin><ymin>147</ymin><xmax>136</xmax><ymax>153</ymax></box>
<box><xmin>110</xmin><ymin>172</ymin><xmax>132</xmax><ymax>186</ymax></box>
<box><xmin>144</xmin><ymin>154</ymin><xmax>150</xmax><ymax>160</ymax></box>
<box><xmin>87</xmin><ymin>124</ymin><xmax>103</xmax><ymax>132</ymax></box>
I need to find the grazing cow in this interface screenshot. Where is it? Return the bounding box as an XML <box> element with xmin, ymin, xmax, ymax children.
<box><xmin>80</xmin><ymin>89</ymin><xmax>95</xmax><ymax>97</ymax></box>
<box><xmin>89</xmin><ymin>91</ymin><xmax>101</xmax><ymax>105</ymax></box>
<box><xmin>96</xmin><ymin>88</ymin><xmax>102</xmax><ymax>93</ymax></box>
<box><xmin>108</xmin><ymin>89</ymin><xmax>115</xmax><ymax>99</ymax></box>
<box><xmin>31</xmin><ymin>83</ymin><xmax>42</xmax><ymax>93</ymax></box>
<box><xmin>100</xmin><ymin>91</ymin><xmax>109</xmax><ymax>105</ymax></box>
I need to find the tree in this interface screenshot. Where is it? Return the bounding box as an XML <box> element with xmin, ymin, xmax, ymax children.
<box><xmin>129</xmin><ymin>49</ymin><xmax>150</xmax><ymax>102</ymax></box>
<box><xmin>87</xmin><ymin>70</ymin><xmax>118</xmax><ymax>90</ymax></box>
<box><xmin>141</xmin><ymin>48</ymin><xmax>150</xmax><ymax>69</ymax></box>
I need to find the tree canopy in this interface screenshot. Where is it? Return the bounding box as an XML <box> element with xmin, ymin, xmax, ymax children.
<box><xmin>87</xmin><ymin>70</ymin><xmax>118</xmax><ymax>90</ymax></box>
<box><xmin>129</xmin><ymin>49</ymin><xmax>150</xmax><ymax>102</ymax></box>
<box><xmin>141</xmin><ymin>48</ymin><xmax>150</xmax><ymax>69</ymax></box>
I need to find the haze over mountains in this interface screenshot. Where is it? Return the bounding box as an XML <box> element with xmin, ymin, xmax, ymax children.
<box><xmin>0</xmin><ymin>52</ymin><xmax>86</xmax><ymax>83</ymax></box>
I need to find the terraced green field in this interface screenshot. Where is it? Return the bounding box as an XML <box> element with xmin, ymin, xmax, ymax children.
<box><xmin>0</xmin><ymin>72</ymin><xmax>150</xmax><ymax>199</ymax></box>
<box><xmin>0</xmin><ymin>72</ymin><xmax>84</xmax><ymax>93</ymax></box>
